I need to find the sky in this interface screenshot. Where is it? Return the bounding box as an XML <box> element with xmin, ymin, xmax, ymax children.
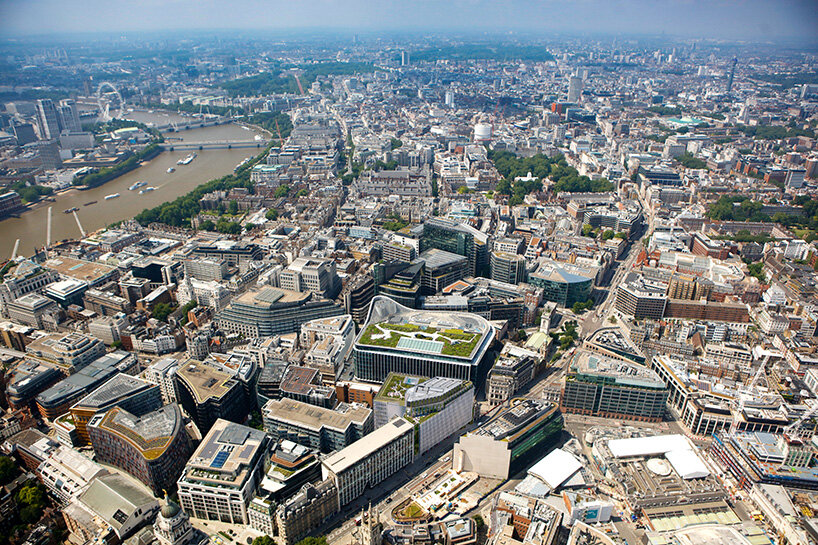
<box><xmin>1</xmin><ymin>0</ymin><xmax>817</xmax><ymax>43</ymax></box>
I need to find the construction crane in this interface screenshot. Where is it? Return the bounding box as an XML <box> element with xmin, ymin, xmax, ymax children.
<box><xmin>730</xmin><ymin>355</ymin><xmax>771</xmax><ymax>434</ymax></box>
<box><xmin>783</xmin><ymin>400</ymin><xmax>818</xmax><ymax>443</ymax></box>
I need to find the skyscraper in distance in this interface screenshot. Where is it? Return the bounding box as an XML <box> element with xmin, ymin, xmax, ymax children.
<box><xmin>35</xmin><ymin>99</ymin><xmax>61</xmax><ymax>140</ymax></box>
<box><xmin>58</xmin><ymin>99</ymin><xmax>81</xmax><ymax>133</ymax></box>
<box><xmin>568</xmin><ymin>76</ymin><xmax>583</xmax><ymax>103</ymax></box>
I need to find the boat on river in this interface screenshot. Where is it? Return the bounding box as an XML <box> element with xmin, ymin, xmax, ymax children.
<box><xmin>104</xmin><ymin>193</ymin><xmax>120</xmax><ymax>200</ymax></box>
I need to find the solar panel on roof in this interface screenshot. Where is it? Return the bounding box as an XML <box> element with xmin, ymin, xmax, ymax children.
<box><xmin>211</xmin><ymin>450</ymin><xmax>229</xmax><ymax>468</ymax></box>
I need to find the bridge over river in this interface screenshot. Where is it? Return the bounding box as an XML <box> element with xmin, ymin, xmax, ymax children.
<box><xmin>163</xmin><ymin>139</ymin><xmax>269</xmax><ymax>151</ymax></box>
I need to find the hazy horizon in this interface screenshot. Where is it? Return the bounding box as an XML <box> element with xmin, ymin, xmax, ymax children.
<box><xmin>2</xmin><ymin>0</ymin><xmax>817</xmax><ymax>44</ymax></box>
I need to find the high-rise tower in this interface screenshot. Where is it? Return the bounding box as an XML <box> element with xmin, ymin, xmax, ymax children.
<box><xmin>726</xmin><ymin>57</ymin><xmax>738</xmax><ymax>94</ymax></box>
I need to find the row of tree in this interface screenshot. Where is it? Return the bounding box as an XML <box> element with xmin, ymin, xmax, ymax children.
<box><xmin>134</xmin><ymin>115</ymin><xmax>292</xmax><ymax>228</ymax></box>
<box><xmin>74</xmin><ymin>143</ymin><xmax>163</xmax><ymax>188</ymax></box>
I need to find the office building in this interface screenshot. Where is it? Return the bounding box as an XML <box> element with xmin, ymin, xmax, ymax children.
<box><xmin>262</xmin><ymin>397</ymin><xmax>373</xmax><ymax>453</ymax></box>
<box><xmin>343</xmin><ymin>275</ymin><xmax>375</xmax><ymax>325</ymax></box>
<box><xmin>374</xmin><ymin>261</ymin><xmax>424</xmax><ymax>309</ymax></box>
<box><xmin>300</xmin><ymin>314</ymin><xmax>355</xmax><ymax>384</ymax></box>
<box><xmin>35</xmin><ymin>351</ymin><xmax>137</xmax><ymax>419</ymax></box>
<box><xmin>177</xmin><ymin>420</ymin><xmax>270</xmax><ymax>524</ymax></box>
<box><xmin>257</xmin><ymin>440</ymin><xmax>322</xmax><ymax>504</ymax></box>
<box><xmin>57</xmin><ymin>99</ymin><xmax>81</xmax><ymax>133</ymax></box>
<box><xmin>0</xmin><ymin>259</ymin><xmax>60</xmax><ymax>315</ymax></box>
<box><xmin>487</xmin><ymin>346</ymin><xmax>539</xmax><ymax>406</ymax></box>
<box><xmin>88</xmin><ymin>404</ymin><xmax>194</xmax><ymax>496</ymax></box>
<box><xmin>68</xmin><ymin>473</ymin><xmax>159</xmax><ymax>542</ymax></box>
<box><xmin>453</xmin><ymin>399</ymin><xmax>563</xmax><ymax>479</ymax></box>
<box><xmin>216</xmin><ymin>287</ymin><xmax>344</xmax><ymax>338</ymax></box>
<box><xmin>84</xmin><ymin>289</ymin><xmax>133</xmax><ymax>317</ymax></box>
<box><xmin>275</xmin><ymin>479</ymin><xmax>339</xmax><ymax>545</ymax></box>
<box><xmin>704</xmin><ymin>342</ymin><xmax>753</xmax><ymax>370</ymax></box>
<box><xmin>5</xmin><ymin>360</ymin><xmax>62</xmax><ymax>412</ymax></box>
<box><xmin>256</xmin><ymin>360</ymin><xmax>288</xmax><ymax>405</ymax></box>
<box><xmin>528</xmin><ymin>260</ymin><xmax>595</xmax><ymax>308</ymax></box>
<box><xmin>561</xmin><ymin>351</ymin><xmax>668</xmax><ymax>422</ymax></box>
<box><xmin>88</xmin><ymin>315</ymin><xmax>128</xmax><ymax>345</ymax></box>
<box><xmin>615</xmin><ymin>272</ymin><xmax>668</xmax><ymax>319</ymax></box>
<box><xmin>279</xmin><ymin>366</ymin><xmax>337</xmax><ymax>408</ymax></box>
<box><xmin>490</xmin><ymin>252</ymin><xmax>528</xmax><ymax>285</ymax></box>
<box><xmin>322</xmin><ymin>417</ymin><xmax>415</xmax><ymax>507</ymax></box>
<box><xmin>382</xmin><ymin>241</ymin><xmax>416</xmax><ymax>263</ymax></box>
<box><xmin>374</xmin><ymin>373</ymin><xmax>474</xmax><ymax>453</ymax></box>
<box><xmin>418</xmin><ymin>249</ymin><xmax>469</xmax><ymax>295</ymax></box>
<box><xmin>0</xmin><ymin>191</ymin><xmax>23</xmax><ymax>219</ymax></box>
<box><xmin>25</xmin><ymin>332</ymin><xmax>106</xmax><ymax>371</ymax></box>
<box><xmin>68</xmin><ymin>373</ymin><xmax>162</xmax><ymax>444</ymax></box>
<box><xmin>38</xmin><ymin>446</ymin><xmax>108</xmax><ymax>502</ymax></box>
<box><xmin>353</xmin><ymin>296</ymin><xmax>494</xmax><ymax>383</ymax></box>
<box><xmin>183</xmin><ymin>258</ymin><xmax>228</xmax><ymax>282</ymax></box>
<box><xmin>145</xmin><ymin>356</ymin><xmax>181</xmax><ymax>404</ymax></box>
<box><xmin>44</xmin><ymin>279</ymin><xmax>88</xmax><ymax>308</ymax></box>
<box><xmin>567</xmin><ymin>76</ymin><xmax>583</xmax><ymax>103</ymax></box>
<box><xmin>177</xmin><ymin>277</ymin><xmax>230</xmax><ymax>312</ymax></box>
<box><xmin>279</xmin><ymin>257</ymin><xmax>340</xmax><ymax>299</ymax></box>
<box><xmin>6</xmin><ymin>293</ymin><xmax>60</xmax><ymax>330</ymax></box>
<box><xmin>191</xmin><ymin>241</ymin><xmax>264</xmax><ymax>267</ymax></box>
<box><xmin>35</xmin><ymin>99</ymin><xmax>61</xmax><ymax>139</ymax></box>
<box><xmin>418</xmin><ymin>218</ymin><xmax>487</xmax><ymax>277</ymax></box>
<box><xmin>175</xmin><ymin>359</ymin><xmax>248</xmax><ymax>434</ymax></box>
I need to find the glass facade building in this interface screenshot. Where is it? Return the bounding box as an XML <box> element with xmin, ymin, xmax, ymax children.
<box><xmin>353</xmin><ymin>296</ymin><xmax>494</xmax><ymax>384</ymax></box>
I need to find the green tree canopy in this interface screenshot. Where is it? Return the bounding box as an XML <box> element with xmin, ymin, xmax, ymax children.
<box><xmin>0</xmin><ymin>456</ymin><xmax>18</xmax><ymax>485</ymax></box>
<box><xmin>152</xmin><ymin>302</ymin><xmax>176</xmax><ymax>322</ymax></box>
<box><xmin>252</xmin><ymin>536</ymin><xmax>275</xmax><ymax>545</ymax></box>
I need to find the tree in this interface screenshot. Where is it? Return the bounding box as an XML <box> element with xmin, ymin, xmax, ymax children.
<box><xmin>245</xmin><ymin>223</ymin><xmax>257</xmax><ymax>231</ymax></box>
<box><xmin>152</xmin><ymin>303</ymin><xmax>175</xmax><ymax>322</ymax></box>
<box><xmin>16</xmin><ymin>484</ymin><xmax>45</xmax><ymax>510</ymax></box>
<box><xmin>252</xmin><ymin>536</ymin><xmax>275</xmax><ymax>545</ymax></box>
<box><xmin>582</xmin><ymin>224</ymin><xmax>594</xmax><ymax>237</ymax></box>
<box><xmin>111</xmin><ymin>340</ymin><xmax>123</xmax><ymax>349</ymax></box>
<box><xmin>265</xmin><ymin>209</ymin><xmax>279</xmax><ymax>221</ymax></box>
<box><xmin>228</xmin><ymin>200</ymin><xmax>239</xmax><ymax>215</ymax></box>
<box><xmin>294</xmin><ymin>538</ymin><xmax>327</xmax><ymax>545</ymax></box>
<box><xmin>198</xmin><ymin>220</ymin><xmax>215</xmax><ymax>231</ymax></box>
<box><xmin>601</xmin><ymin>230</ymin><xmax>615</xmax><ymax>240</ymax></box>
<box><xmin>274</xmin><ymin>185</ymin><xmax>290</xmax><ymax>198</ymax></box>
<box><xmin>457</xmin><ymin>185</ymin><xmax>471</xmax><ymax>194</ymax></box>
<box><xmin>473</xmin><ymin>514</ymin><xmax>486</xmax><ymax>531</ymax></box>
<box><xmin>0</xmin><ymin>456</ymin><xmax>18</xmax><ymax>486</ymax></box>
<box><xmin>19</xmin><ymin>504</ymin><xmax>42</xmax><ymax>524</ymax></box>
<box><xmin>390</xmin><ymin>137</ymin><xmax>403</xmax><ymax>150</ymax></box>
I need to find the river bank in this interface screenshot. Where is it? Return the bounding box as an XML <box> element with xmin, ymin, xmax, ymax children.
<box><xmin>0</xmin><ymin>122</ymin><xmax>265</xmax><ymax>258</ymax></box>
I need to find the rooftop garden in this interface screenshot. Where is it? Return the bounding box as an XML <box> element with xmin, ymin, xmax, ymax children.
<box><xmin>359</xmin><ymin>323</ymin><xmax>481</xmax><ymax>357</ymax></box>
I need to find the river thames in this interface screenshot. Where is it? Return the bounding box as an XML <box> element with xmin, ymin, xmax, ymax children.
<box><xmin>0</xmin><ymin>116</ymin><xmax>265</xmax><ymax>259</ymax></box>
